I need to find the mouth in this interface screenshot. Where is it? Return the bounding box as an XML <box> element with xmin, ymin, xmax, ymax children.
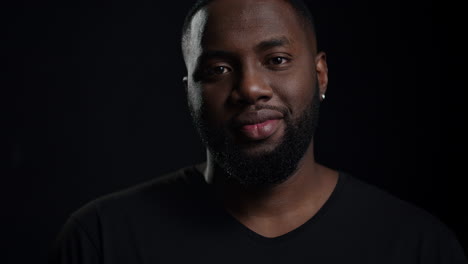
<box><xmin>231</xmin><ymin>109</ymin><xmax>285</xmax><ymax>141</ymax></box>
<box><xmin>238</xmin><ymin>119</ymin><xmax>282</xmax><ymax>141</ymax></box>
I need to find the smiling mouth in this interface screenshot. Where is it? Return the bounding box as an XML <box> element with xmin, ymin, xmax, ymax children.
<box><xmin>237</xmin><ymin>118</ymin><xmax>282</xmax><ymax>141</ymax></box>
<box><xmin>230</xmin><ymin>108</ymin><xmax>285</xmax><ymax>141</ymax></box>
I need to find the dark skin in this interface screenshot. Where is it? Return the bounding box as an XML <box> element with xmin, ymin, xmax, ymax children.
<box><xmin>183</xmin><ymin>0</ymin><xmax>339</xmax><ymax>238</ymax></box>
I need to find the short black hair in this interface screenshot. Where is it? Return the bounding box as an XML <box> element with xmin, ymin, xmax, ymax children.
<box><xmin>181</xmin><ymin>0</ymin><xmax>317</xmax><ymax>59</ymax></box>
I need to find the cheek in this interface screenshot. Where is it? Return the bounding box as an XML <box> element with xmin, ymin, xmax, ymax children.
<box><xmin>270</xmin><ymin>69</ymin><xmax>316</xmax><ymax>115</ymax></box>
<box><xmin>194</xmin><ymin>82</ymin><xmax>232</xmax><ymax>123</ymax></box>
<box><xmin>187</xmin><ymin>84</ymin><xmax>203</xmax><ymax>114</ymax></box>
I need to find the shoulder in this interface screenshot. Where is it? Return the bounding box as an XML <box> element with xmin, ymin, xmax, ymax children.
<box><xmin>51</xmin><ymin>165</ymin><xmax>205</xmax><ymax>263</ymax></box>
<box><xmin>76</xmin><ymin>165</ymin><xmax>203</xmax><ymax>215</ymax></box>
<box><xmin>66</xmin><ymin>164</ymin><xmax>205</xmax><ymax>235</ymax></box>
<box><xmin>338</xmin><ymin>173</ymin><xmax>467</xmax><ymax>262</ymax></box>
<box><xmin>341</xmin><ymin>173</ymin><xmax>445</xmax><ymax>229</ymax></box>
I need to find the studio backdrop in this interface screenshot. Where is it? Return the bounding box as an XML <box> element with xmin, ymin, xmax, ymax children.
<box><xmin>5</xmin><ymin>0</ymin><xmax>464</xmax><ymax>263</ymax></box>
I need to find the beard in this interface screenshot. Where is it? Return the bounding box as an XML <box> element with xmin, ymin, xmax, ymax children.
<box><xmin>189</xmin><ymin>86</ymin><xmax>321</xmax><ymax>189</ymax></box>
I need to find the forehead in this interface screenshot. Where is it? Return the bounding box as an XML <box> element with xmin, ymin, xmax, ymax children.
<box><xmin>186</xmin><ymin>0</ymin><xmax>309</xmax><ymax>62</ymax></box>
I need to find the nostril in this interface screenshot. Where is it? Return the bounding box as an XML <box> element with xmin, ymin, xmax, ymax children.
<box><xmin>258</xmin><ymin>95</ymin><xmax>272</xmax><ymax>102</ymax></box>
<box><xmin>231</xmin><ymin>85</ymin><xmax>273</xmax><ymax>105</ymax></box>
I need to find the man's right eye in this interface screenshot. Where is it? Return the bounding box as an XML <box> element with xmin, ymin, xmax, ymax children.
<box><xmin>206</xmin><ymin>66</ymin><xmax>231</xmax><ymax>76</ymax></box>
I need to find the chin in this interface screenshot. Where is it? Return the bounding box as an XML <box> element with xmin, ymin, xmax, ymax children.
<box><xmin>231</xmin><ymin>125</ymin><xmax>286</xmax><ymax>156</ymax></box>
<box><xmin>236</xmin><ymin>140</ymin><xmax>282</xmax><ymax>157</ymax></box>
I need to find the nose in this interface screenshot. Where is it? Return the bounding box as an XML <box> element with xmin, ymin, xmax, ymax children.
<box><xmin>230</xmin><ymin>67</ymin><xmax>273</xmax><ymax>105</ymax></box>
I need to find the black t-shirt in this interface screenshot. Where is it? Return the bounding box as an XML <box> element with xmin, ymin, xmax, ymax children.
<box><xmin>50</xmin><ymin>165</ymin><xmax>467</xmax><ymax>264</ymax></box>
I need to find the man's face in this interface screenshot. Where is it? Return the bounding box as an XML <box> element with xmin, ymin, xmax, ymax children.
<box><xmin>184</xmin><ymin>0</ymin><xmax>327</xmax><ymax>188</ymax></box>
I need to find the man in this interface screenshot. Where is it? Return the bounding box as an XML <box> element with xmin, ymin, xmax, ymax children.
<box><xmin>51</xmin><ymin>0</ymin><xmax>467</xmax><ymax>263</ymax></box>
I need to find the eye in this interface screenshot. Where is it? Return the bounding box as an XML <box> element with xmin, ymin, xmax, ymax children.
<box><xmin>207</xmin><ymin>65</ymin><xmax>231</xmax><ymax>76</ymax></box>
<box><xmin>269</xmin><ymin>56</ymin><xmax>289</xmax><ymax>65</ymax></box>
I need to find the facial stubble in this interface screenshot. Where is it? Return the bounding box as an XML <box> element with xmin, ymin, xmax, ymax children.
<box><xmin>189</xmin><ymin>82</ymin><xmax>321</xmax><ymax>189</ymax></box>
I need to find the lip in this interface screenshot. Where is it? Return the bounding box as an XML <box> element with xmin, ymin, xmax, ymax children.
<box><xmin>231</xmin><ymin>109</ymin><xmax>284</xmax><ymax>141</ymax></box>
<box><xmin>232</xmin><ymin>109</ymin><xmax>284</xmax><ymax>128</ymax></box>
<box><xmin>238</xmin><ymin>119</ymin><xmax>282</xmax><ymax>140</ymax></box>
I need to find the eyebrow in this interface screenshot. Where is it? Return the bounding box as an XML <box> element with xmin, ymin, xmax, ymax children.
<box><xmin>196</xmin><ymin>36</ymin><xmax>292</xmax><ymax>65</ymax></box>
<box><xmin>199</xmin><ymin>50</ymin><xmax>237</xmax><ymax>62</ymax></box>
<box><xmin>255</xmin><ymin>36</ymin><xmax>291</xmax><ymax>52</ymax></box>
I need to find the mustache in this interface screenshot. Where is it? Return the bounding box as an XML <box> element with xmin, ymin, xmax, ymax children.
<box><xmin>244</xmin><ymin>104</ymin><xmax>289</xmax><ymax>117</ymax></box>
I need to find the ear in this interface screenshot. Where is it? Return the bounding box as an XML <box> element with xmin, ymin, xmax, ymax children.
<box><xmin>315</xmin><ymin>52</ymin><xmax>328</xmax><ymax>101</ymax></box>
<box><xmin>182</xmin><ymin>76</ymin><xmax>188</xmax><ymax>91</ymax></box>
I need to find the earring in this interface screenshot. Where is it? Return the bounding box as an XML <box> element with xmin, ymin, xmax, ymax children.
<box><xmin>321</xmin><ymin>94</ymin><xmax>326</xmax><ymax>100</ymax></box>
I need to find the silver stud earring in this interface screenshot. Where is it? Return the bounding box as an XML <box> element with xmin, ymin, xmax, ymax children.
<box><xmin>321</xmin><ymin>94</ymin><xmax>326</xmax><ymax>100</ymax></box>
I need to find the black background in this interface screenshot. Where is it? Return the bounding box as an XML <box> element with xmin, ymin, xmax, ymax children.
<box><xmin>4</xmin><ymin>0</ymin><xmax>465</xmax><ymax>263</ymax></box>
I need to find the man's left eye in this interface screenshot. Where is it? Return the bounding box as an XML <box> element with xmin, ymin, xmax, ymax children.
<box><xmin>269</xmin><ymin>57</ymin><xmax>289</xmax><ymax>65</ymax></box>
